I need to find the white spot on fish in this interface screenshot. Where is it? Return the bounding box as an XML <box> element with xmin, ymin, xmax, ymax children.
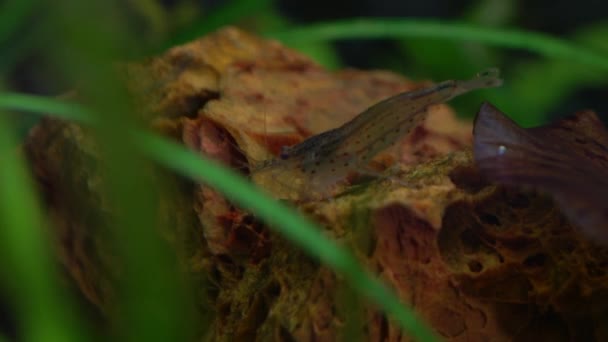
<box><xmin>498</xmin><ymin>145</ymin><xmax>507</xmax><ymax>155</ymax></box>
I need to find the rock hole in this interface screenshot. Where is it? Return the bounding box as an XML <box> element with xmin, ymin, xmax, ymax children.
<box><xmin>523</xmin><ymin>253</ymin><xmax>547</xmax><ymax>268</ymax></box>
<box><xmin>266</xmin><ymin>280</ymin><xmax>282</xmax><ymax>297</ymax></box>
<box><xmin>448</xmin><ymin>166</ymin><xmax>489</xmax><ymax>194</ymax></box>
<box><xmin>277</xmin><ymin>326</ymin><xmax>296</xmax><ymax>342</ymax></box>
<box><xmin>379</xmin><ymin>314</ymin><xmax>389</xmax><ymax>341</ymax></box>
<box><xmin>480</xmin><ymin>213</ymin><xmax>501</xmax><ymax>226</ymax></box>
<box><xmin>460</xmin><ymin>229</ymin><xmax>483</xmax><ymax>254</ymax></box>
<box><xmin>467</xmin><ymin>260</ymin><xmax>483</xmax><ymax>273</ymax></box>
<box><xmin>507</xmin><ymin>193</ymin><xmax>530</xmax><ymax>208</ymax></box>
<box><xmin>586</xmin><ymin>262</ymin><xmax>607</xmax><ymax>278</ymax></box>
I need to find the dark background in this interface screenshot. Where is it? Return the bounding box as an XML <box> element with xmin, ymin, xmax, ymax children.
<box><xmin>4</xmin><ymin>0</ymin><xmax>608</xmax><ymax>126</ymax></box>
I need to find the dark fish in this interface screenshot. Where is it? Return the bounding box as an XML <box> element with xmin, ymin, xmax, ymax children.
<box><xmin>473</xmin><ymin>102</ymin><xmax>608</xmax><ymax>244</ymax></box>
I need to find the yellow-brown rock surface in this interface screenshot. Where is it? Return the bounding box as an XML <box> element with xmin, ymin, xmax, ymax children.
<box><xmin>24</xmin><ymin>27</ymin><xmax>608</xmax><ymax>341</ymax></box>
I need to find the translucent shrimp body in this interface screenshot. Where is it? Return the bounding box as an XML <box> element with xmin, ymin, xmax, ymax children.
<box><xmin>253</xmin><ymin>68</ymin><xmax>503</xmax><ymax>200</ymax></box>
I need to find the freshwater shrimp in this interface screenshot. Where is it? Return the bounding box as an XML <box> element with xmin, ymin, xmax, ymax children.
<box><xmin>251</xmin><ymin>68</ymin><xmax>503</xmax><ymax>200</ymax></box>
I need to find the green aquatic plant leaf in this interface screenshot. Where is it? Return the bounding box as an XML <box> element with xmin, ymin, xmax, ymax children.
<box><xmin>481</xmin><ymin>21</ymin><xmax>608</xmax><ymax>126</ymax></box>
<box><xmin>0</xmin><ymin>111</ymin><xmax>86</xmax><ymax>341</ymax></box>
<box><xmin>269</xmin><ymin>18</ymin><xmax>608</xmax><ymax>71</ymax></box>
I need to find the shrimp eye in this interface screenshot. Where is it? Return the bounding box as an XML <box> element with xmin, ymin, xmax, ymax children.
<box><xmin>279</xmin><ymin>146</ymin><xmax>290</xmax><ymax>160</ymax></box>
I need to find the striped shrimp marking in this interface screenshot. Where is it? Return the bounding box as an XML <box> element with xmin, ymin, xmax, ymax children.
<box><xmin>251</xmin><ymin>68</ymin><xmax>503</xmax><ymax>201</ymax></box>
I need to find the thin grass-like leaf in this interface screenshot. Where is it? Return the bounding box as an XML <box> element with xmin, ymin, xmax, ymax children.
<box><xmin>268</xmin><ymin>18</ymin><xmax>608</xmax><ymax>71</ymax></box>
<box><xmin>46</xmin><ymin>0</ymin><xmax>197</xmax><ymax>339</ymax></box>
<box><xmin>483</xmin><ymin>22</ymin><xmax>608</xmax><ymax>126</ymax></box>
<box><xmin>0</xmin><ymin>112</ymin><xmax>86</xmax><ymax>341</ymax></box>
<box><xmin>0</xmin><ymin>93</ymin><xmax>440</xmax><ymax>342</ymax></box>
<box><xmin>0</xmin><ymin>92</ymin><xmax>96</xmax><ymax>124</ymax></box>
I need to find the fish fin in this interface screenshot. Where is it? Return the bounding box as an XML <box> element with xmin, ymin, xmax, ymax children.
<box><xmin>473</xmin><ymin>102</ymin><xmax>529</xmax><ymax>159</ymax></box>
<box><xmin>540</xmin><ymin>109</ymin><xmax>608</xmax><ymax>145</ymax></box>
<box><xmin>474</xmin><ymin>102</ymin><xmax>608</xmax><ymax>245</ymax></box>
<box><xmin>530</xmin><ymin>110</ymin><xmax>608</xmax><ymax>171</ymax></box>
<box><xmin>553</xmin><ymin>193</ymin><xmax>608</xmax><ymax>246</ymax></box>
<box><xmin>473</xmin><ymin>102</ymin><xmax>565</xmax><ymax>184</ymax></box>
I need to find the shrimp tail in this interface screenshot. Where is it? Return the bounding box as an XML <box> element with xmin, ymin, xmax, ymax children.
<box><xmin>456</xmin><ymin>68</ymin><xmax>503</xmax><ymax>95</ymax></box>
